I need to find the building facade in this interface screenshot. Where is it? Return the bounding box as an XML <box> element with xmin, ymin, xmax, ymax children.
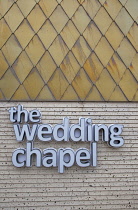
<box><xmin>0</xmin><ymin>0</ymin><xmax>138</xmax><ymax>209</ymax></box>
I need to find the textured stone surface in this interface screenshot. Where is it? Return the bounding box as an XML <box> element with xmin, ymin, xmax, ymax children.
<box><xmin>0</xmin><ymin>0</ymin><xmax>138</xmax><ymax>101</ymax></box>
<box><xmin>0</xmin><ymin>102</ymin><xmax>138</xmax><ymax>209</ymax></box>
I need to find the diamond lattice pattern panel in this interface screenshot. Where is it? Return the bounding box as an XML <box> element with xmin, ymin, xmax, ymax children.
<box><xmin>0</xmin><ymin>0</ymin><xmax>138</xmax><ymax>101</ymax></box>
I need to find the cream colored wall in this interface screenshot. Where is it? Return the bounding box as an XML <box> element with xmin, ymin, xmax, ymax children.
<box><xmin>0</xmin><ymin>102</ymin><xmax>138</xmax><ymax>209</ymax></box>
